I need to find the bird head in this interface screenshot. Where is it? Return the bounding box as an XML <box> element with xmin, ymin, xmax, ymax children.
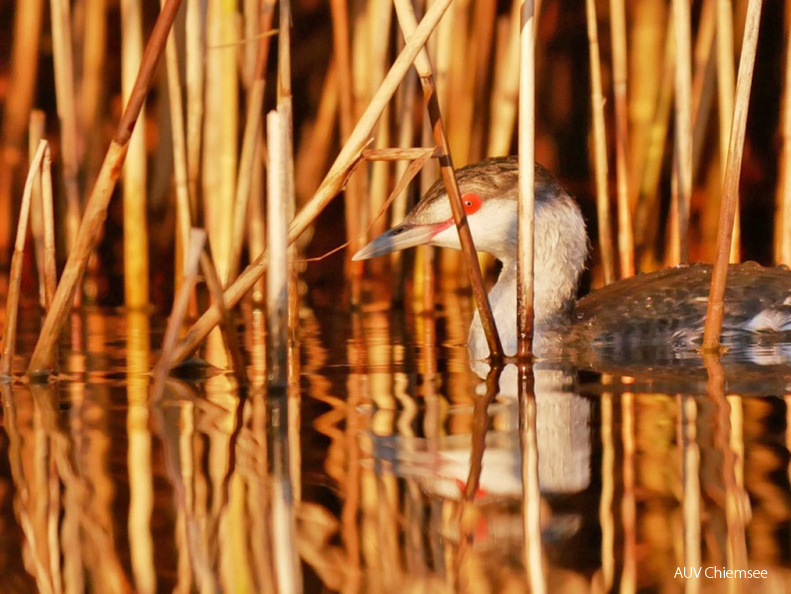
<box><xmin>353</xmin><ymin>157</ymin><xmax>587</xmax><ymax>273</ymax></box>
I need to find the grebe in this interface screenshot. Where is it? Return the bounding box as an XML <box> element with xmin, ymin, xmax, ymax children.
<box><xmin>353</xmin><ymin>156</ymin><xmax>791</xmax><ymax>359</ymax></box>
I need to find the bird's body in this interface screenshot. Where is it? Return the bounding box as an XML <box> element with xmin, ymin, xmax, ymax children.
<box><xmin>354</xmin><ymin>156</ymin><xmax>791</xmax><ymax>359</ymax></box>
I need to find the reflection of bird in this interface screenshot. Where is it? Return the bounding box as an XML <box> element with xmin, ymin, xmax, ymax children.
<box><xmin>354</xmin><ymin>156</ymin><xmax>791</xmax><ymax>359</ymax></box>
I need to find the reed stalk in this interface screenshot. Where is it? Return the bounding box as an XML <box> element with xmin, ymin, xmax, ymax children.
<box><xmin>80</xmin><ymin>0</ymin><xmax>107</xmax><ymax>153</ymax></box>
<box><xmin>151</xmin><ymin>230</ymin><xmax>206</xmax><ymax>402</ymax></box>
<box><xmin>121</xmin><ymin>0</ymin><xmax>149</xmax><ymax>309</ymax></box>
<box><xmin>488</xmin><ymin>0</ymin><xmax>520</xmax><ymax>157</ymax></box>
<box><xmin>517</xmin><ymin>0</ymin><xmax>536</xmax><ymax>358</ymax></box>
<box><xmin>278</xmin><ymin>0</ymin><xmax>295</xmax><ymax>224</ymax></box>
<box><xmin>468</xmin><ymin>0</ymin><xmax>497</xmax><ymax>163</ymax></box>
<box><xmin>50</xmin><ymin>0</ymin><xmax>82</xmax><ymax>254</ymax></box>
<box><xmin>167</xmin><ymin>0</ymin><xmax>455</xmax><ymax>366</ymax></box>
<box><xmin>702</xmin><ymin>0</ymin><xmax>763</xmax><ymax>351</ymax></box>
<box><xmin>203</xmin><ymin>0</ymin><xmax>238</xmax><ymax>285</ymax></box>
<box><xmin>717</xmin><ymin>0</ymin><xmax>741</xmax><ymax>262</ymax></box>
<box><xmin>1</xmin><ymin>141</ymin><xmax>48</xmax><ymax>377</ymax></box>
<box><xmin>40</xmin><ymin>147</ymin><xmax>57</xmax><ymax>310</ymax></box>
<box><xmin>609</xmin><ymin>0</ymin><xmax>634</xmax><ymax>278</ymax></box>
<box><xmin>229</xmin><ymin>3</ymin><xmax>275</xmax><ymax>281</ymax></box>
<box><xmin>295</xmin><ymin>60</ymin><xmax>339</xmax><ymax>204</ymax></box>
<box><xmin>691</xmin><ymin>0</ymin><xmax>717</xmax><ymax>179</ymax></box>
<box><xmin>186</xmin><ymin>0</ymin><xmax>205</xmax><ymax>216</ymax></box>
<box><xmin>267</xmin><ymin>109</ymin><xmax>289</xmax><ymax>388</ymax></box>
<box><xmin>0</xmin><ymin>0</ymin><xmax>44</xmax><ymax>264</ymax></box>
<box><xmin>633</xmin><ymin>19</ymin><xmax>675</xmax><ymax>265</ymax></box>
<box><xmin>27</xmin><ymin>0</ymin><xmax>184</xmax><ymax>377</ymax></box>
<box><xmin>585</xmin><ymin>0</ymin><xmax>615</xmax><ymax>286</ymax></box>
<box><xmin>776</xmin><ymin>11</ymin><xmax>791</xmax><ymax>265</ymax></box>
<box><xmin>393</xmin><ymin>0</ymin><xmax>504</xmax><ymax>360</ymax></box>
<box><xmin>28</xmin><ymin>112</ymin><xmax>48</xmax><ymax>308</ymax></box>
<box><xmin>391</xmin><ymin>68</ymin><xmax>418</xmax><ymax>228</ymax></box>
<box><xmin>673</xmin><ymin>0</ymin><xmax>693</xmax><ymax>264</ymax></box>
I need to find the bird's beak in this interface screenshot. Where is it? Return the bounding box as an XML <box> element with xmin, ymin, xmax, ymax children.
<box><xmin>352</xmin><ymin>221</ymin><xmax>446</xmax><ymax>261</ymax></box>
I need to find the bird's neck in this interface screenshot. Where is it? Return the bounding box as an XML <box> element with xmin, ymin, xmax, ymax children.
<box><xmin>468</xmin><ymin>258</ymin><xmax>576</xmax><ymax>358</ymax></box>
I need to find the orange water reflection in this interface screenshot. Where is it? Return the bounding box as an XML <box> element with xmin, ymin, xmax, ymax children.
<box><xmin>1</xmin><ymin>300</ymin><xmax>791</xmax><ymax>592</ymax></box>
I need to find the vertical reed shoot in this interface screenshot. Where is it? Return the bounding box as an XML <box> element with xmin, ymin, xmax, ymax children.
<box><xmin>517</xmin><ymin>0</ymin><xmax>536</xmax><ymax>357</ymax></box>
<box><xmin>673</xmin><ymin>0</ymin><xmax>693</xmax><ymax>263</ymax></box>
<box><xmin>703</xmin><ymin>0</ymin><xmax>763</xmax><ymax>350</ymax></box>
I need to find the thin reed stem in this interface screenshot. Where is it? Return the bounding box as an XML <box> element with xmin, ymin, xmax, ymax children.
<box><xmin>121</xmin><ymin>0</ymin><xmax>149</xmax><ymax>308</ymax></box>
<box><xmin>585</xmin><ymin>0</ymin><xmax>616</xmax><ymax>286</ymax></box>
<box><xmin>186</xmin><ymin>0</ymin><xmax>205</xmax><ymax>216</ymax></box>
<box><xmin>673</xmin><ymin>0</ymin><xmax>693</xmax><ymax>263</ymax></box>
<box><xmin>2</xmin><ymin>141</ymin><xmax>48</xmax><ymax>376</ymax></box>
<box><xmin>776</xmin><ymin>10</ymin><xmax>791</xmax><ymax>265</ymax></box>
<box><xmin>151</xmin><ymin>230</ymin><xmax>207</xmax><ymax>402</ymax></box>
<box><xmin>517</xmin><ymin>0</ymin><xmax>536</xmax><ymax>358</ymax></box>
<box><xmin>717</xmin><ymin>0</ymin><xmax>741</xmax><ymax>262</ymax></box>
<box><xmin>609</xmin><ymin>0</ymin><xmax>634</xmax><ymax>278</ymax></box>
<box><xmin>703</xmin><ymin>0</ymin><xmax>763</xmax><ymax>351</ymax></box>
<box><xmin>229</xmin><ymin>4</ymin><xmax>276</xmax><ymax>281</ymax></box>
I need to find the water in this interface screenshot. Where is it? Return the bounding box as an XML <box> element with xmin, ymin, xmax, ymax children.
<box><xmin>1</xmin><ymin>284</ymin><xmax>791</xmax><ymax>593</ymax></box>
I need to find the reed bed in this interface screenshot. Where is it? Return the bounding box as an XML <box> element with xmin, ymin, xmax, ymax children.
<box><xmin>0</xmin><ymin>1</ymin><xmax>789</xmax><ymax>587</ymax></box>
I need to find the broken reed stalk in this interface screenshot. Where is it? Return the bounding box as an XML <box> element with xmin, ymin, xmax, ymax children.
<box><xmin>702</xmin><ymin>0</ymin><xmax>763</xmax><ymax>351</ymax></box>
<box><xmin>673</xmin><ymin>0</ymin><xmax>693</xmax><ymax>264</ymax></box>
<box><xmin>517</xmin><ymin>0</ymin><xmax>536</xmax><ymax>359</ymax></box>
<box><xmin>40</xmin><ymin>147</ymin><xmax>57</xmax><ymax>309</ymax></box>
<box><xmin>0</xmin><ymin>0</ymin><xmax>44</xmax><ymax>263</ymax></box>
<box><xmin>1</xmin><ymin>141</ymin><xmax>48</xmax><ymax>377</ymax></box>
<box><xmin>50</xmin><ymin>0</ymin><xmax>82</xmax><ymax>254</ymax></box>
<box><xmin>28</xmin><ymin>112</ymin><xmax>47</xmax><ymax>308</ymax></box>
<box><xmin>392</xmin><ymin>0</ymin><xmax>504</xmax><ymax>360</ymax></box>
<box><xmin>267</xmin><ymin>110</ymin><xmax>289</xmax><ymax>388</ymax></box>
<box><xmin>122</xmin><ymin>0</ymin><xmax>149</xmax><ymax>309</ymax></box>
<box><xmin>717</xmin><ymin>0</ymin><xmax>741</xmax><ymax>263</ymax></box>
<box><xmin>186</xmin><ymin>0</ymin><xmax>204</xmax><ymax>216</ymax></box>
<box><xmin>166</xmin><ymin>0</ymin><xmax>455</xmax><ymax>366</ymax></box>
<box><xmin>363</xmin><ymin>147</ymin><xmax>442</xmax><ymax>161</ymax></box>
<box><xmin>151</xmin><ymin>229</ymin><xmax>207</xmax><ymax>402</ymax></box>
<box><xmin>229</xmin><ymin>4</ymin><xmax>275</xmax><ymax>281</ymax></box>
<box><xmin>27</xmin><ymin>0</ymin><xmax>184</xmax><ymax>377</ymax></box>
<box><xmin>776</xmin><ymin>11</ymin><xmax>791</xmax><ymax>265</ymax></box>
<box><xmin>609</xmin><ymin>0</ymin><xmax>634</xmax><ymax>278</ymax></box>
<box><xmin>159</xmin><ymin>0</ymin><xmax>194</xmax><ymax>289</ymax></box>
<box><xmin>585</xmin><ymin>0</ymin><xmax>615</xmax><ymax>286</ymax></box>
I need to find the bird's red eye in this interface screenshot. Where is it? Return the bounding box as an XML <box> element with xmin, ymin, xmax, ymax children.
<box><xmin>462</xmin><ymin>193</ymin><xmax>482</xmax><ymax>215</ymax></box>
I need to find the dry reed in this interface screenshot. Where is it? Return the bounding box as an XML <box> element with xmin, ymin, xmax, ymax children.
<box><xmin>776</xmin><ymin>10</ymin><xmax>791</xmax><ymax>265</ymax></box>
<box><xmin>673</xmin><ymin>0</ymin><xmax>694</xmax><ymax>264</ymax></box>
<box><xmin>517</xmin><ymin>0</ymin><xmax>536</xmax><ymax>357</ymax></box>
<box><xmin>28</xmin><ymin>0</ymin><xmax>184</xmax><ymax>376</ymax></box>
<box><xmin>703</xmin><ymin>0</ymin><xmax>763</xmax><ymax>350</ymax></box>
<box><xmin>1</xmin><ymin>141</ymin><xmax>48</xmax><ymax>376</ymax></box>
<box><xmin>121</xmin><ymin>0</ymin><xmax>149</xmax><ymax>309</ymax></box>
<box><xmin>609</xmin><ymin>0</ymin><xmax>634</xmax><ymax>278</ymax></box>
<box><xmin>585</xmin><ymin>0</ymin><xmax>615</xmax><ymax>286</ymax></box>
<box><xmin>28</xmin><ymin>112</ymin><xmax>48</xmax><ymax>308</ymax></box>
<box><xmin>151</xmin><ymin>229</ymin><xmax>206</xmax><ymax>402</ymax></box>
<box><xmin>50</xmin><ymin>0</ymin><xmax>82</xmax><ymax>254</ymax></box>
<box><xmin>717</xmin><ymin>0</ymin><xmax>742</xmax><ymax>262</ymax></box>
<box><xmin>267</xmin><ymin>109</ymin><xmax>289</xmax><ymax>388</ymax></box>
